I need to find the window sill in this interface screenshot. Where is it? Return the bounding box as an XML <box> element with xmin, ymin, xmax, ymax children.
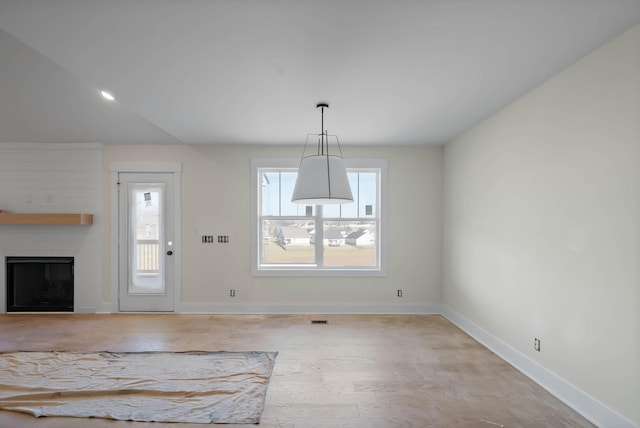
<box><xmin>253</xmin><ymin>267</ymin><xmax>386</xmax><ymax>277</ymax></box>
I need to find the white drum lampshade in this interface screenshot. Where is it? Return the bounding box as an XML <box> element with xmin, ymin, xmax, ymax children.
<box><xmin>291</xmin><ymin>154</ymin><xmax>353</xmax><ymax>205</ymax></box>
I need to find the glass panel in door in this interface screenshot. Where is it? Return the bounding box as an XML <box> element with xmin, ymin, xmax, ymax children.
<box><xmin>128</xmin><ymin>183</ymin><xmax>165</xmax><ymax>294</ymax></box>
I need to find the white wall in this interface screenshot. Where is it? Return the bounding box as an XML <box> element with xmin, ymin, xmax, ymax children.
<box><xmin>0</xmin><ymin>143</ymin><xmax>103</xmax><ymax>313</ymax></box>
<box><xmin>443</xmin><ymin>23</ymin><xmax>640</xmax><ymax>426</ymax></box>
<box><xmin>102</xmin><ymin>144</ymin><xmax>443</xmax><ymax>313</ymax></box>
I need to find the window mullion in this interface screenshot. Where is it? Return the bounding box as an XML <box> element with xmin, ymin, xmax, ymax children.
<box><xmin>278</xmin><ymin>172</ymin><xmax>282</xmax><ymax>216</ymax></box>
<box><xmin>357</xmin><ymin>173</ymin><xmax>360</xmax><ymax>218</ymax></box>
<box><xmin>315</xmin><ymin>205</ymin><xmax>324</xmax><ymax>267</ymax></box>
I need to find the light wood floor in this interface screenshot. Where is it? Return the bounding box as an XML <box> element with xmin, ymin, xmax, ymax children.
<box><xmin>0</xmin><ymin>314</ymin><xmax>593</xmax><ymax>427</ymax></box>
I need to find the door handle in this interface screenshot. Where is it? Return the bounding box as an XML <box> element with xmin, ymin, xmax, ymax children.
<box><xmin>166</xmin><ymin>250</ymin><xmax>173</xmax><ymax>256</ymax></box>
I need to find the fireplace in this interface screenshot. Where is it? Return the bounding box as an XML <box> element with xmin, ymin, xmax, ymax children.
<box><xmin>6</xmin><ymin>257</ymin><xmax>74</xmax><ymax>312</ymax></box>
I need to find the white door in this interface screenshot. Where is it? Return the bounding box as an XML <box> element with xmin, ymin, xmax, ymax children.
<box><xmin>118</xmin><ymin>172</ymin><xmax>176</xmax><ymax>312</ymax></box>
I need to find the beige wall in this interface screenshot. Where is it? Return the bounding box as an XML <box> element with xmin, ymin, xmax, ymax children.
<box><xmin>443</xmin><ymin>24</ymin><xmax>640</xmax><ymax>425</ymax></box>
<box><xmin>103</xmin><ymin>144</ymin><xmax>443</xmax><ymax>311</ymax></box>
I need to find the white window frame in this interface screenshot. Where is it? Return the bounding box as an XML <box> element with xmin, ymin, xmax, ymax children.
<box><xmin>251</xmin><ymin>158</ymin><xmax>387</xmax><ymax>277</ymax></box>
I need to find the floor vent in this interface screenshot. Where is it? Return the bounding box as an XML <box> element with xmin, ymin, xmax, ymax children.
<box><xmin>311</xmin><ymin>320</ymin><xmax>328</xmax><ymax>324</ymax></box>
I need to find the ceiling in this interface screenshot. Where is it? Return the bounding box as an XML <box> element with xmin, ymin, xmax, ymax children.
<box><xmin>1</xmin><ymin>1</ymin><xmax>639</xmax><ymax>146</ymax></box>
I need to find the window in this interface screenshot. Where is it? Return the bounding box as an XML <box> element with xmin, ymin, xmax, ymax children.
<box><xmin>251</xmin><ymin>158</ymin><xmax>387</xmax><ymax>276</ymax></box>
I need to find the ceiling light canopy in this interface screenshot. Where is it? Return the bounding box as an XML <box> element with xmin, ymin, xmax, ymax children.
<box><xmin>291</xmin><ymin>103</ymin><xmax>354</xmax><ymax>205</ymax></box>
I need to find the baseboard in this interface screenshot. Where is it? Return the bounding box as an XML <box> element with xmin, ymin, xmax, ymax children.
<box><xmin>88</xmin><ymin>302</ymin><xmax>442</xmax><ymax>315</ymax></box>
<box><xmin>96</xmin><ymin>303</ymin><xmax>116</xmax><ymax>313</ymax></box>
<box><xmin>177</xmin><ymin>302</ymin><xmax>443</xmax><ymax>315</ymax></box>
<box><xmin>441</xmin><ymin>306</ymin><xmax>636</xmax><ymax>428</ymax></box>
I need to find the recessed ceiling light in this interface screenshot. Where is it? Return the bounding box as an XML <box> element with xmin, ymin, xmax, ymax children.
<box><xmin>100</xmin><ymin>90</ymin><xmax>115</xmax><ymax>101</ymax></box>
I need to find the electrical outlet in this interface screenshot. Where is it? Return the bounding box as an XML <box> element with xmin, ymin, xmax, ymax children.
<box><xmin>201</xmin><ymin>235</ymin><xmax>214</xmax><ymax>243</ymax></box>
<box><xmin>397</xmin><ymin>289</ymin><xmax>403</xmax><ymax>297</ymax></box>
<box><xmin>218</xmin><ymin>235</ymin><xmax>229</xmax><ymax>243</ymax></box>
<box><xmin>229</xmin><ymin>289</ymin><xmax>236</xmax><ymax>297</ymax></box>
<box><xmin>534</xmin><ymin>338</ymin><xmax>541</xmax><ymax>352</ymax></box>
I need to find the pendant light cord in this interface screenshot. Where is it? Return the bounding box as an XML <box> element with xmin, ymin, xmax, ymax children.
<box><xmin>318</xmin><ymin>105</ymin><xmax>327</xmax><ymax>156</ymax></box>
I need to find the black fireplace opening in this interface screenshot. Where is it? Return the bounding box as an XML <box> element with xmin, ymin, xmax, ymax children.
<box><xmin>6</xmin><ymin>257</ymin><xmax>74</xmax><ymax>312</ymax></box>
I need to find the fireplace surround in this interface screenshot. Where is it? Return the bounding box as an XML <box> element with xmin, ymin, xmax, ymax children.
<box><xmin>6</xmin><ymin>257</ymin><xmax>74</xmax><ymax>312</ymax></box>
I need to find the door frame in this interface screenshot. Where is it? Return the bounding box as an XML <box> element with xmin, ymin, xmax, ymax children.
<box><xmin>110</xmin><ymin>162</ymin><xmax>182</xmax><ymax>313</ymax></box>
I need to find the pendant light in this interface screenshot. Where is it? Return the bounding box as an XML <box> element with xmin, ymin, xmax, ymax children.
<box><xmin>291</xmin><ymin>103</ymin><xmax>354</xmax><ymax>205</ymax></box>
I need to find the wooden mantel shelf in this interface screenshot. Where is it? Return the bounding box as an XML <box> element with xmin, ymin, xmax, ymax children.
<box><xmin>0</xmin><ymin>212</ymin><xmax>93</xmax><ymax>225</ymax></box>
